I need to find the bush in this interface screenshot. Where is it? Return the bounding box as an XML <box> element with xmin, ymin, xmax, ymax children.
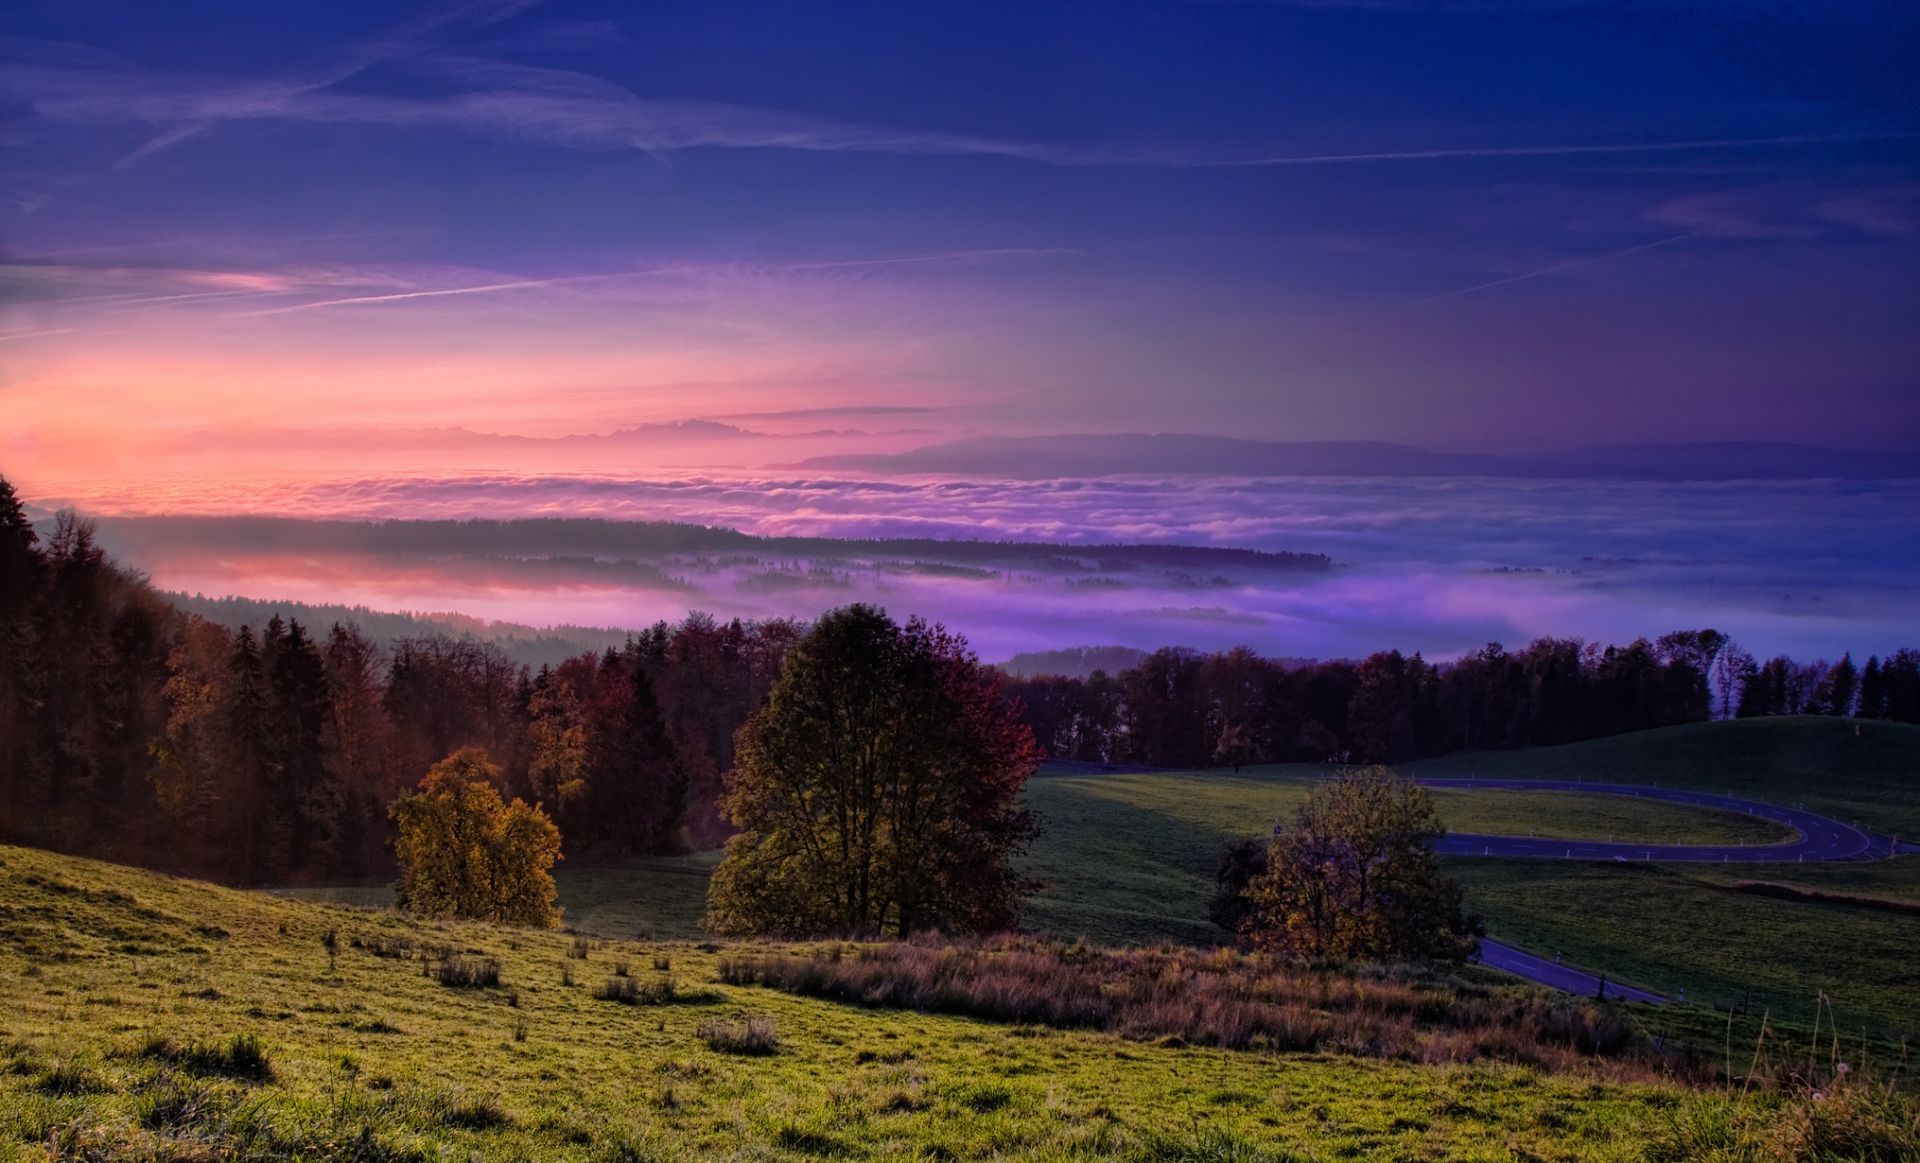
<box><xmin>437</xmin><ymin>956</ymin><xmax>503</xmax><ymax>989</ymax></box>
<box><xmin>697</xmin><ymin>1016</ymin><xmax>780</xmax><ymax>1055</ymax></box>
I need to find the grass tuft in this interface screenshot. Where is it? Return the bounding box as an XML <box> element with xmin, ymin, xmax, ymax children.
<box><xmin>696</xmin><ymin>1015</ymin><xmax>779</xmax><ymax>1055</ymax></box>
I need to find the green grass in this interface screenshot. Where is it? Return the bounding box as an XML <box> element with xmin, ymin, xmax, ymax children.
<box><xmin>1016</xmin><ymin>774</ymin><xmax>1792</xmax><ymax>951</ymax></box>
<box><xmin>1452</xmin><ymin>858</ymin><xmax>1920</xmax><ymax>1037</ymax></box>
<box><xmin>1</xmin><ymin>843</ymin><xmax>1738</xmax><ymax>1162</ymax></box>
<box><xmin>286</xmin><ymin>717</ymin><xmax>1919</xmax><ymax>1041</ymax></box>
<box><xmin>283</xmin><ymin>857</ymin><xmax>718</xmax><ymax>941</ymax></box>
<box><xmin>1405</xmin><ymin>716</ymin><xmax>1920</xmax><ymax>837</ymax></box>
<box><xmin>1020</xmin><ymin>718</ymin><xmax>1920</xmax><ymax>1037</ymax></box>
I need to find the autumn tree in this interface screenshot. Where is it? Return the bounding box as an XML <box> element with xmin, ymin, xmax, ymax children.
<box><xmin>705</xmin><ymin>604</ymin><xmax>1039</xmax><ymax>937</ymax></box>
<box><xmin>391</xmin><ymin>747</ymin><xmax>562</xmax><ymax>927</ymax></box>
<box><xmin>1241</xmin><ymin>766</ymin><xmax>1477</xmax><ymax>962</ymax></box>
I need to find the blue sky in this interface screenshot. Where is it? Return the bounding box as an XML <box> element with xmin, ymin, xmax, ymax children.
<box><xmin>3</xmin><ymin>0</ymin><xmax>1918</xmax><ymax>475</ymax></box>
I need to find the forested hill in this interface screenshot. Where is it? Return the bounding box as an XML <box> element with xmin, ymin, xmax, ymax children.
<box><xmin>84</xmin><ymin>515</ymin><xmax>1335</xmax><ymax>573</ymax></box>
<box><xmin>167</xmin><ymin>593</ymin><xmax>634</xmax><ymax>669</ymax></box>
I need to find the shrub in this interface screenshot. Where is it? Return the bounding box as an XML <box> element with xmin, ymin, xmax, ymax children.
<box><xmin>568</xmin><ymin>935</ymin><xmax>591</xmax><ymax>960</ymax></box>
<box><xmin>697</xmin><ymin>1016</ymin><xmax>779</xmax><ymax>1056</ymax></box>
<box><xmin>437</xmin><ymin>956</ymin><xmax>503</xmax><ymax>989</ymax></box>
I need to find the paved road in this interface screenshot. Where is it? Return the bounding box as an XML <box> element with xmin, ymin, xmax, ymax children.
<box><xmin>1476</xmin><ymin>939</ymin><xmax>1665</xmax><ymax>1004</ymax></box>
<box><xmin>1419</xmin><ymin>777</ymin><xmax>1915</xmax><ymax>1001</ymax></box>
<box><xmin>1421</xmin><ymin>777</ymin><xmax>1907</xmax><ymax>862</ymax></box>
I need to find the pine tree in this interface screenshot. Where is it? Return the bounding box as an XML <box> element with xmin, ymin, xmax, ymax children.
<box><xmin>1826</xmin><ymin>653</ymin><xmax>1858</xmax><ymax>717</ymax></box>
<box><xmin>1856</xmin><ymin>655</ymin><xmax>1886</xmax><ymax>720</ymax></box>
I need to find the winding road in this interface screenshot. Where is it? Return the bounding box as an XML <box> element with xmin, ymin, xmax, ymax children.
<box><xmin>1408</xmin><ymin>778</ymin><xmax>1914</xmax><ymax>1002</ymax></box>
<box><xmin>1421</xmin><ymin>778</ymin><xmax>1909</xmax><ymax>863</ymax></box>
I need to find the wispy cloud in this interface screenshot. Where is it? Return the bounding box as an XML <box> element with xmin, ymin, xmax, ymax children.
<box><xmin>1216</xmin><ymin>132</ymin><xmax>1920</xmax><ymax>169</ymax></box>
<box><xmin>9</xmin><ymin>26</ymin><xmax>1915</xmax><ymax>175</ymax></box>
<box><xmin>109</xmin><ymin>0</ymin><xmax>549</xmax><ymax>167</ymax></box>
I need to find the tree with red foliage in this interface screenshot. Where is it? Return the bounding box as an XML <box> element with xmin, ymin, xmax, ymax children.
<box><xmin>706</xmin><ymin>604</ymin><xmax>1039</xmax><ymax>937</ymax></box>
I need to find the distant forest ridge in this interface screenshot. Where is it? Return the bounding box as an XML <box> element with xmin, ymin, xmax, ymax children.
<box><xmin>166</xmin><ymin>593</ymin><xmax>635</xmax><ymax>669</ymax></box>
<box><xmin>797</xmin><ymin>436</ymin><xmax>1920</xmax><ymax>481</ymax></box>
<box><xmin>86</xmin><ymin>515</ymin><xmax>1335</xmax><ymax>572</ymax></box>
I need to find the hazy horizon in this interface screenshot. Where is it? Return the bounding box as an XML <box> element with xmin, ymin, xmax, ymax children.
<box><xmin>6</xmin><ymin>0</ymin><xmax>1917</xmax><ymax>668</ymax></box>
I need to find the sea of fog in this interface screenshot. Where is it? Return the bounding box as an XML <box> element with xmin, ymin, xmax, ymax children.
<box><xmin>51</xmin><ymin>473</ymin><xmax>1920</xmax><ymax>664</ymax></box>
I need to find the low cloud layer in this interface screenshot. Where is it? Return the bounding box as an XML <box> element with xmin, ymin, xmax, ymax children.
<box><xmin>48</xmin><ymin>473</ymin><xmax>1920</xmax><ymax>664</ymax></box>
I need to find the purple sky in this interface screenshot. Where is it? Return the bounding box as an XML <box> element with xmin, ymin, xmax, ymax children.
<box><xmin>3</xmin><ymin>0</ymin><xmax>1918</xmax><ymax>499</ymax></box>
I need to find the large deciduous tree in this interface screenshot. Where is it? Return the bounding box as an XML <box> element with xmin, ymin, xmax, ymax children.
<box><xmin>1241</xmin><ymin>766</ymin><xmax>1478</xmax><ymax>962</ymax></box>
<box><xmin>705</xmin><ymin>604</ymin><xmax>1039</xmax><ymax>937</ymax></box>
<box><xmin>391</xmin><ymin>747</ymin><xmax>562</xmax><ymax>927</ymax></box>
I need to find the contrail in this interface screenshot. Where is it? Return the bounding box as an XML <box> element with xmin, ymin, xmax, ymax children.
<box><xmin>1215</xmin><ymin>130</ymin><xmax>1920</xmax><ymax>169</ymax></box>
<box><xmin>1416</xmin><ymin>233</ymin><xmax>1694</xmax><ymax>304</ymax></box>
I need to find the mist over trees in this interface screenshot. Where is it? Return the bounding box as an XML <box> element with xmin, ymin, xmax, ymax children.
<box><xmin>2</xmin><ymin>472</ymin><xmax>1915</xmax><ymax>891</ymax></box>
<box><xmin>0</xmin><ymin>478</ymin><xmax>802</xmax><ymax>884</ymax></box>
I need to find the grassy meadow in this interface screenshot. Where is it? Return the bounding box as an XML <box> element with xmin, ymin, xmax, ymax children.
<box><xmin>6</xmin><ymin>715</ymin><xmax>1920</xmax><ymax>1159</ymax></box>
<box><xmin>1024</xmin><ymin>719</ymin><xmax>1920</xmax><ymax>1037</ymax></box>
<box><xmin>0</xmin><ymin>844</ymin><xmax>1763</xmax><ymax>1162</ymax></box>
<box><xmin>287</xmin><ymin>717</ymin><xmax>1920</xmax><ymax>1037</ymax></box>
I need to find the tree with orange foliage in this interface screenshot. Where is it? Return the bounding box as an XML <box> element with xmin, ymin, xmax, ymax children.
<box><xmin>391</xmin><ymin>747</ymin><xmax>562</xmax><ymax>927</ymax></box>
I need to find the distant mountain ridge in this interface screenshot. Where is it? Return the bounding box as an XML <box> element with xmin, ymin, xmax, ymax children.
<box><xmin>796</xmin><ymin>435</ymin><xmax>1920</xmax><ymax>481</ymax></box>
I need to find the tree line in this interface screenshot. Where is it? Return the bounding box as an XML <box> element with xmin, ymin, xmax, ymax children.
<box><xmin>0</xmin><ymin>478</ymin><xmax>800</xmax><ymax>885</ymax></box>
<box><xmin>4</xmin><ymin>472</ymin><xmax>1915</xmax><ymax>891</ymax></box>
<box><xmin>1004</xmin><ymin>631</ymin><xmax>1920</xmax><ymax>769</ymax></box>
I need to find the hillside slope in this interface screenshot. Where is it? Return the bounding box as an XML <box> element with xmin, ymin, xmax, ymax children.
<box><xmin>1405</xmin><ymin>716</ymin><xmax>1920</xmax><ymax>836</ymax></box>
<box><xmin>0</xmin><ymin>844</ymin><xmax>1785</xmax><ymax>1162</ymax></box>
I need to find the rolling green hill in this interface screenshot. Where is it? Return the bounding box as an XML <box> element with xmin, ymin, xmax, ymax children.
<box><xmin>1404</xmin><ymin>716</ymin><xmax>1920</xmax><ymax>837</ymax></box>
<box><xmin>1025</xmin><ymin>717</ymin><xmax>1920</xmax><ymax>1034</ymax></box>
<box><xmin>1</xmin><ymin>843</ymin><xmax>1744</xmax><ymax>1162</ymax></box>
<box><xmin>292</xmin><ymin>718</ymin><xmax>1920</xmax><ymax>1035</ymax></box>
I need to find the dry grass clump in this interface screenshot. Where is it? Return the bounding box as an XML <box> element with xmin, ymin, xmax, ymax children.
<box><xmin>719</xmin><ymin>936</ymin><xmax>1656</xmax><ymax>1076</ymax></box>
<box><xmin>435</xmin><ymin>955</ymin><xmax>502</xmax><ymax>989</ymax></box>
<box><xmin>1651</xmin><ymin>997</ymin><xmax>1919</xmax><ymax>1161</ymax></box>
<box><xmin>595</xmin><ymin>975</ymin><xmax>678</xmax><ymax>1005</ymax></box>
<box><xmin>697</xmin><ymin>1015</ymin><xmax>780</xmax><ymax>1056</ymax></box>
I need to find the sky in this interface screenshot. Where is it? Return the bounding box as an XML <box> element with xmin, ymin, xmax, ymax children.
<box><xmin>4</xmin><ymin>0</ymin><xmax>1919</xmax><ymax>494</ymax></box>
<box><xmin>2</xmin><ymin>1</ymin><xmax>1917</xmax><ymax>661</ymax></box>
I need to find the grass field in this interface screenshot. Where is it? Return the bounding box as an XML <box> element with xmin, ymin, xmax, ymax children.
<box><xmin>282</xmin><ymin>718</ymin><xmax>1920</xmax><ymax>1043</ymax></box>
<box><xmin>1406</xmin><ymin>716</ymin><xmax>1920</xmax><ymax>838</ymax></box>
<box><xmin>1452</xmin><ymin>858</ymin><xmax>1920</xmax><ymax>1036</ymax></box>
<box><xmin>1</xmin><ymin>843</ymin><xmax>1775</xmax><ymax>1162</ymax></box>
<box><xmin>1023</xmin><ymin>719</ymin><xmax>1920</xmax><ymax>1035</ymax></box>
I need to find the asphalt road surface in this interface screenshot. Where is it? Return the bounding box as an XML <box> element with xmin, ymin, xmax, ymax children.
<box><xmin>1418</xmin><ymin>778</ymin><xmax>1913</xmax><ymax>1001</ymax></box>
<box><xmin>1421</xmin><ymin>777</ymin><xmax>1907</xmax><ymax>862</ymax></box>
<box><xmin>1476</xmin><ymin>939</ymin><xmax>1665</xmax><ymax>1004</ymax></box>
